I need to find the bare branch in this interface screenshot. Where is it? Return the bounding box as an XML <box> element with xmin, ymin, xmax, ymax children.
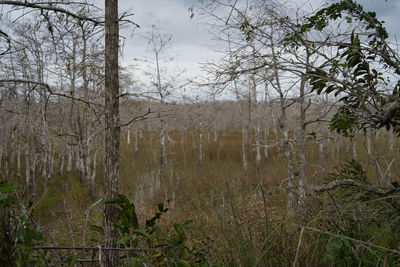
<box><xmin>0</xmin><ymin>0</ymin><xmax>102</xmax><ymax>24</ymax></box>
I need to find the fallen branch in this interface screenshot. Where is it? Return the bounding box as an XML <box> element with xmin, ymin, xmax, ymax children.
<box><xmin>296</xmin><ymin>225</ymin><xmax>400</xmax><ymax>255</ymax></box>
<box><xmin>33</xmin><ymin>246</ymin><xmax>156</xmax><ymax>252</ymax></box>
<box><xmin>313</xmin><ymin>179</ymin><xmax>400</xmax><ymax>195</ymax></box>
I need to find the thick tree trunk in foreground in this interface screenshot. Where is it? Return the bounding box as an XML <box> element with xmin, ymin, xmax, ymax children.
<box><xmin>103</xmin><ymin>0</ymin><xmax>120</xmax><ymax>266</ymax></box>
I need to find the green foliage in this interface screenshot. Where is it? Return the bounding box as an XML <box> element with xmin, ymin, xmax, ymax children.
<box><xmin>285</xmin><ymin>0</ymin><xmax>400</xmax><ymax>135</ymax></box>
<box><xmin>323</xmin><ymin>240</ymin><xmax>358</xmax><ymax>267</ymax></box>
<box><xmin>0</xmin><ymin>183</ymin><xmax>45</xmax><ymax>266</ymax></box>
<box><xmin>329</xmin><ymin>159</ymin><xmax>367</xmax><ymax>182</ymax></box>
<box><xmin>35</xmin><ymin>174</ymin><xmax>86</xmax><ymax>217</ymax></box>
<box><xmin>92</xmin><ymin>194</ymin><xmax>215</xmax><ymax>266</ymax></box>
<box><xmin>239</xmin><ymin>18</ymin><xmax>255</xmax><ymax>42</ymax></box>
<box><xmin>314</xmin><ymin>159</ymin><xmax>400</xmax><ymax>266</ymax></box>
<box><xmin>330</xmin><ymin>108</ymin><xmax>358</xmax><ymax>136</ymax></box>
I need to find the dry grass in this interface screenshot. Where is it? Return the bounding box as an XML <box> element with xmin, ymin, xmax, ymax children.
<box><xmin>24</xmin><ymin>128</ymin><xmax>400</xmax><ymax>265</ymax></box>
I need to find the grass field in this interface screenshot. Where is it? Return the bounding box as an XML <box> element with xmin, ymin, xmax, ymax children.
<box><xmin>17</xmin><ymin>128</ymin><xmax>400</xmax><ymax>265</ymax></box>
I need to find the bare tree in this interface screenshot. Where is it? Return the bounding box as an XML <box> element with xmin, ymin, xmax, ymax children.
<box><xmin>142</xmin><ymin>25</ymin><xmax>183</xmax><ymax>182</ymax></box>
<box><xmin>198</xmin><ymin>0</ymin><xmax>347</xmax><ymax>209</ymax></box>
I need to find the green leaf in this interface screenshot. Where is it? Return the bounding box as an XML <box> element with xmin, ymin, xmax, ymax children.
<box><xmin>69</xmin><ymin>255</ymin><xmax>78</xmax><ymax>267</ymax></box>
<box><xmin>0</xmin><ymin>193</ymin><xmax>9</xmax><ymax>201</ymax></box>
<box><xmin>174</xmin><ymin>223</ymin><xmax>186</xmax><ymax>243</ymax></box>
<box><xmin>325</xmin><ymin>85</ymin><xmax>335</xmax><ymax>94</ymax></box>
<box><xmin>117</xmin><ymin>235</ymin><xmax>130</xmax><ymax>245</ymax></box>
<box><xmin>133</xmin><ymin>229</ymin><xmax>152</xmax><ymax>240</ymax></box>
<box><xmin>117</xmin><ymin>194</ymin><xmax>131</xmax><ymax>205</ymax></box>
<box><xmin>103</xmin><ymin>197</ymin><xmax>120</xmax><ymax>204</ymax></box>
<box><xmin>126</xmin><ymin>258</ymin><xmax>140</xmax><ymax>267</ymax></box>
<box><xmin>0</xmin><ymin>183</ymin><xmax>13</xmax><ymax>193</ymax></box>
<box><xmin>158</xmin><ymin>202</ymin><xmax>165</xmax><ymax>212</ymax></box>
<box><xmin>151</xmin><ymin>251</ymin><xmax>162</xmax><ymax>258</ymax></box>
<box><xmin>174</xmin><ymin>259</ymin><xmax>191</xmax><ymax>267</ymax></box>
<box><xmin>348</xmin><ymin>54</ymin><xmax>361</xmax><ymax>68</ymax></box>
<box><xmin>89</xmin><ymin>225</ymin><xmax>104</xmax><ymax>234</ymax></box>
<box><xmin>128</xmin><ymin>207</ymin><xmax>139</xmax><ymax>229</ymax></box>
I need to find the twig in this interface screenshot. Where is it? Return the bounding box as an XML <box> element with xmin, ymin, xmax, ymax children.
<box><xmin>33</xmin><ymin>246</ymin><xmax>156</xmax><ymax>252</ymax></box>
<box><xmin>98</xmin><ymin>245</ymin><xmax>103</xmax><ymax>267</ymax></box>
<box><xmin>118</xmin><ymin>108</ymin><xmax>153</xmax><ymax>128</ymax></box>
<box><xmin>296</xmin><ymin>225</ymin><xmax>400</xmax><ymax>255</ymax></box>
<box><xmin>293</xmin><ymin>227</ymin><xmax>305</xmax><ymax>267</ymax></box>
<box><xmin>0</xmin><ymin>0</ymin><xmax>102</xmax><ymax>24</ymax></box>
<box><xmin>82</xmin><ymin>198</ymin><xmax>103</xmax><ymax>247</ymax></box>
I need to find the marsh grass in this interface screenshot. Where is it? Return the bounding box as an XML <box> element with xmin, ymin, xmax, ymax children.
<box><xmin>16</xmin><ymin>128</ymin><xmax>400</xmax><ymax>265</ymax></box>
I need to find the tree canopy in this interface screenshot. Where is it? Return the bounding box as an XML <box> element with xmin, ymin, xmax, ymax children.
<box><xmin>286</xmin><ymin>0</ymin><xmax>400</xmax><ymax>136</ymax></box>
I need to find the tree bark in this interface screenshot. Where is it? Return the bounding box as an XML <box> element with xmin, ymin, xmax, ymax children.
<box><xmin>103</xmin><ymin>0</ymin><xmax>120</xmax><ymax>265</ymax></box>
<box><xmin>297</xmin><ymin>77</ymin><xmax>307</xmax><ymax>206</ymax></box>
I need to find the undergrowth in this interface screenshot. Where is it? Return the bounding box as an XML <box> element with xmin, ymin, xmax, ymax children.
<box><xmin>2</xmin><ymin>129</ymin><xmax>400</xmax><ymax>266</ymax></box>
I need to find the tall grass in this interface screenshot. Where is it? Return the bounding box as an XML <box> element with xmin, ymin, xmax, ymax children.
<box><xmin>10</xmin><ymin>128</ymin><xmax>400</xmax><ymax>265</ymax></box>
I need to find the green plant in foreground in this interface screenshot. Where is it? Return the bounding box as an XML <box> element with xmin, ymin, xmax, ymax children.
<box><xmin>314</xmin><ymin>159</ymin><xmax>400</xmax><ymax>266</ymax></box>
<box><xmin>0</xmin><ymin>182</ymin><xmax>45</xmax><ymax>267</ymax></box>
<box><xmin>323</xmin><ymin>239</ymin><xmax>358</xmax><ymax>267</ymax></box>
<box><xmin>92</xmin><ymin>194</ymin><xmax>215</xmax><ymax>266</ymax></box>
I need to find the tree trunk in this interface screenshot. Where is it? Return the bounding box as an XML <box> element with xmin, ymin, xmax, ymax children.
<box><xmin>255</xmin><ymin>126</ymin><xmax>261</xmax><ymax>171</ymax></box>
<box><xmin>263</xmin><ymin>124</ymin><xmax>269</xmax><ymax>161</ymax></box>
<box><xmin>60</xmin><ymin>147</ymin><xmax>65</xmax><ymax>174</ymax></box>
<box><xmin>199</xmin><ymin>122</ymin><xmax>203</xmax><ymax>167</ymax></box>
<box><xmin>17</xmin><ymin>143</ymin><xmax>21</xmax><ymax>179</ymax></box>
<box><xmin>335</xmin><ymin>134</ymin><xmax>340</xmax><ymax>164</ymax></box>
<box><xmin>134</xmin><ymin>129</ymin><xmax>138</xmax><ymax>154</ymax></box>
<box><xmin>271</xmin><ymin>113</ymin><xmax>279</xmax><ymax>149</ymax></box>
<box><xmin>270</xmin><ymin>25</ymin><xmax>296</xmax><ymax>209</ymax></box>
<box><xmin>352</xmin><ymin>137</ymin><xmax>357</xmax><ymax>159</ymax></box>
<box><xmin>67</xmin><ymin>144</ymin><xmax>73</xmax><ymax>172</ymax></box>
<box><xmin>0</xmin><ymin>145</ymin><xmax>2</xmax><ymax>172</ymax></box>
<box><xmin>89</xmin><ymin>150</ymin><xmax>97</xmax><ymax>198</ymax></box>
<box><xmin>389</xmin><ymin>129</ymin><xmax>394</xmax><ymax>155</ymax></box>
<box><xmin>24</xmin><ymin>144</ymin><xmax>30</xmax><ymax>188</ymax></box>
<box><xmin>103</xmin><ymin>0</ymin><xmax>120</xmax><ymax>265</ymax></box>
<box><xmin>213</xmin><ymin>128</ymin><xmax>218</xmax><ymax>143</ymax></box>
<box><xmin>251</xmin><ymin>72</ymin><xmax>261</xmax><ymax>171</ymax></box>
<box><xmin>263</xmin><ymin>81</ymin><xmax>270</xmax><ymax>162</ymax></box>
<box><xmin>241</xmin><ymin>128</ymin><xmax>248</xmax><ymax>172</ymax></box>
<box><xmin>297</xmin><ymin>77</ymin><xmax>307</xmax><ymax>206</ymax></box>
<box><xmin>180</xmin><ymin>128</ymin><xmax>186</xmax><ymax>167</ymax></box>
<box><xmin>160</xmin><ymin>123</ymin><xmax>166</xmax><ymax>179</ymax></box>
<box><xmin>366</xmin><ymin>131</ymin><xmax>371</xmax><ymax>155</ymax></box>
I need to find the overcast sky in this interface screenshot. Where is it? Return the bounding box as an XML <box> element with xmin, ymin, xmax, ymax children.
<box><xmin>117</xmin><ymin>0</ymin><xmax>399</xmax><ymax>83</ymax></box>
<box><xmin>356</xmin><ymin>0</ymin><xmax>400</xmax><ymax>40</ymax></box>
<box><xmin>118</xmin><ymin>0</ymin><xmax>216</xmax><ymax>87</ymax></box>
